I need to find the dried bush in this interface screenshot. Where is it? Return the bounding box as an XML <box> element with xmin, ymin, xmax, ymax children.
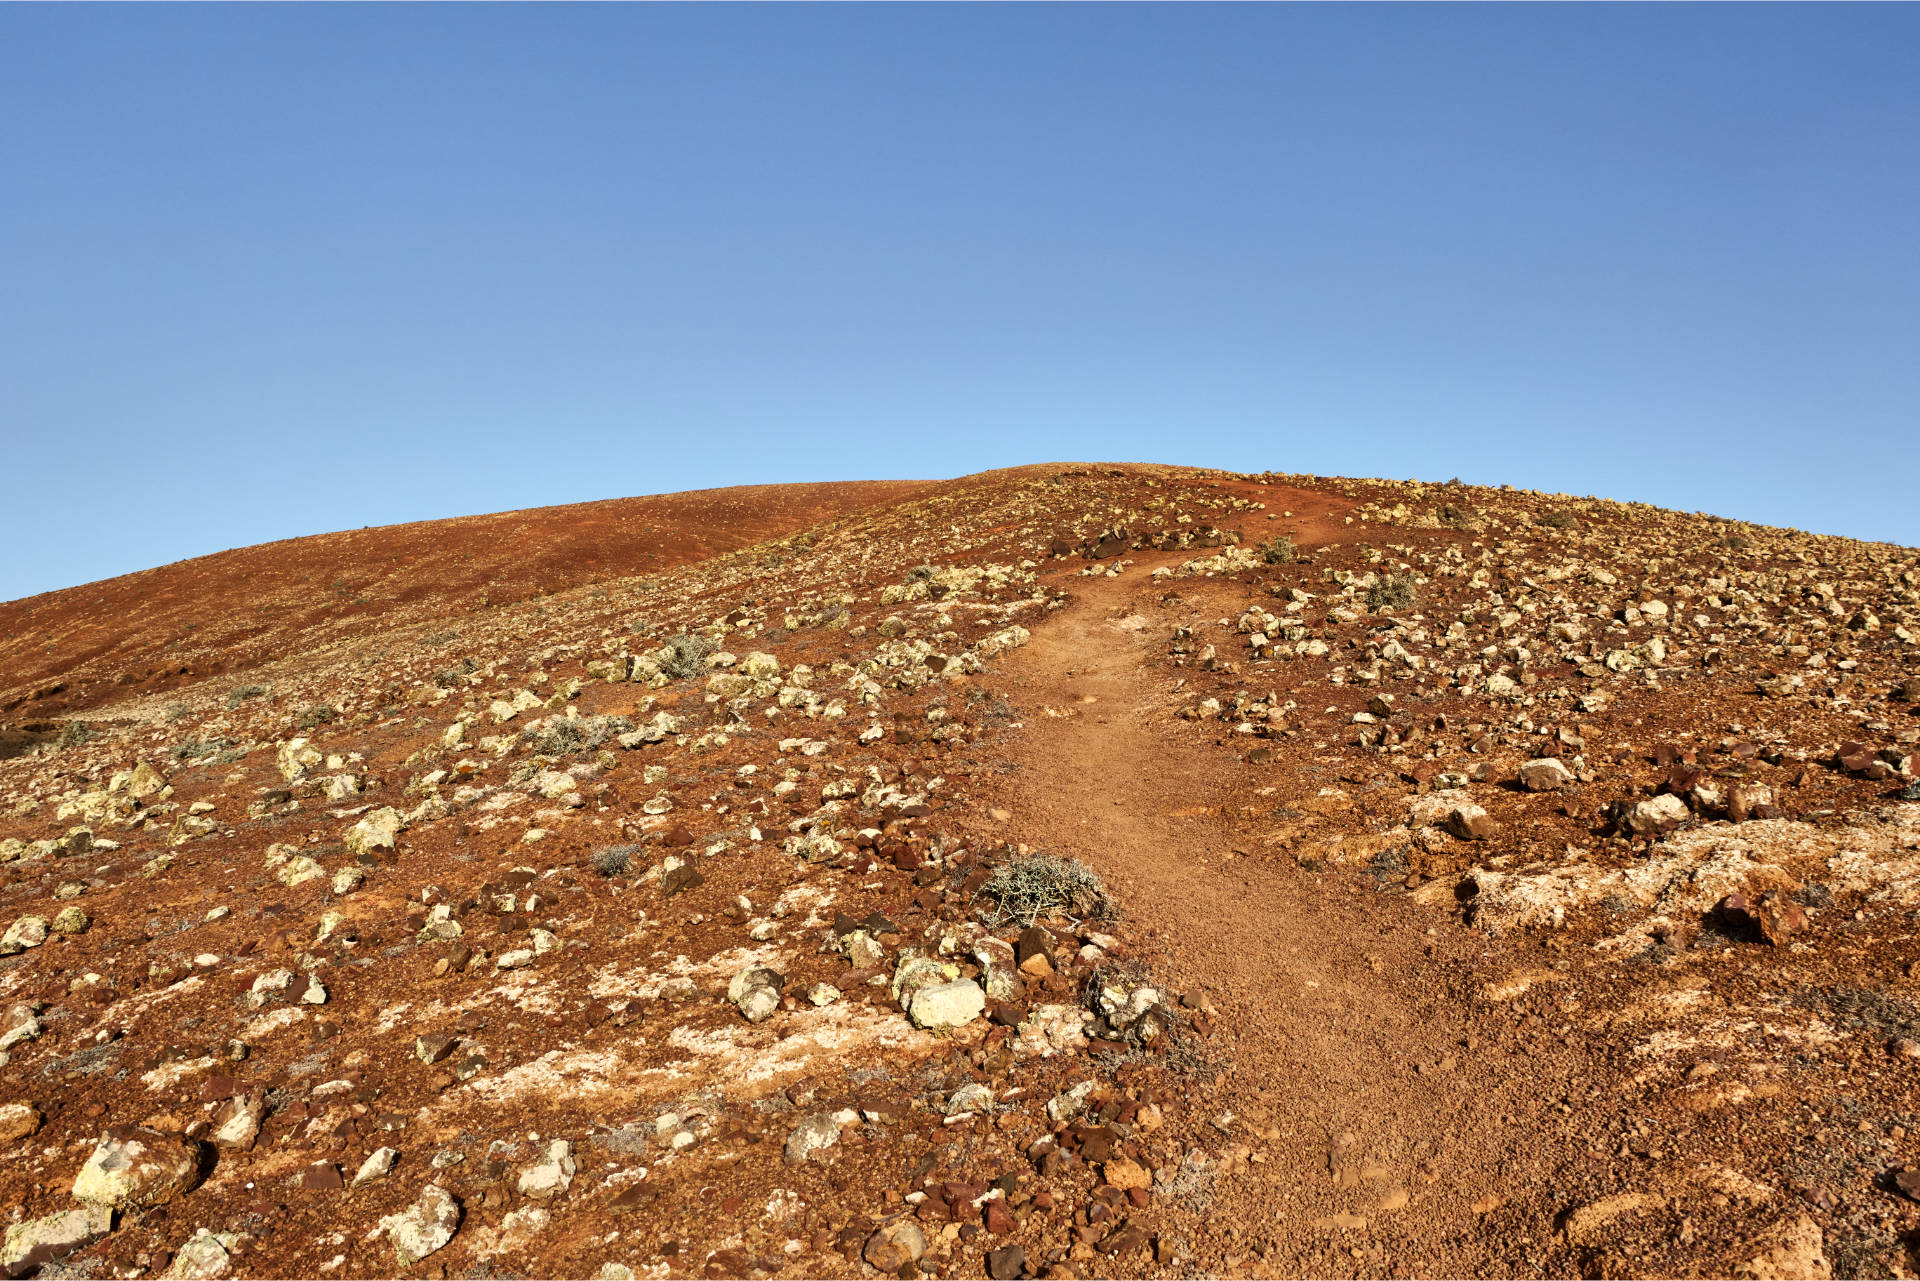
<box><xmin>1538</xmin><ymin>509</ymin><xmax>1577</xmax><ymax>530</ymax></box>
<box><xmin>659</xmin><ymin>632</ymin><xmax>715</xmax><ymax>680</ymax></box>
<box><xmin>55</xmin><ymin>721</ymin><xmax>97</xmax><ymax>750</ymax></box>
<box><xmin>1257</xmin><ymin>537</ymin><xmax>1296</xmax><ymax>564</ymax></box>
<box><xmin>1366</xmin><ymin>574</ymin><xmax>1418</xmax><ymax>612</ymax></box>
<box><xmin>298</xmin><ymin>705</ymin><xmax>337</xmax><ymax>730</ymax></box>
<box><xmin>980</xmin><ymin>854</ymin><xmax>1114</xmax><ymax>927</ymax></box>
<box><xmin>526</xmin><ymin>714</ymin><xmax>631</xmax><ymax>757</ymax></box>
<box><xmin>433</xmin><ymin>658</ymin><xmax>478</xmax><ymax>689</ymax></box>
<box><xmin>171</xmin><ymin>735</ymin><xmax>236</xmax><ymax>762</ymax></box>
<box><xmin>592</xmin><ymin>844</ymin><xmax>641</xmax><ymax>878</ymax></box>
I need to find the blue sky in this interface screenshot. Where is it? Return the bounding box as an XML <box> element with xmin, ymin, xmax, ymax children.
<box><xmin>4</xmin><ymin>5</ymin><xmax>1916</xmax><ymax>601</ymax></box>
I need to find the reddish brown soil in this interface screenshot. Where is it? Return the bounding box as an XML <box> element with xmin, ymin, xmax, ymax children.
<box><xmin>1</xmin><ymin>463</ymin><xmax>1915</xmax><ymax>1281</ymax></box>
<box><xmin>0</xmin><ymin>480</ymin><xmax>944</xmax><ymax>719</ymax></box>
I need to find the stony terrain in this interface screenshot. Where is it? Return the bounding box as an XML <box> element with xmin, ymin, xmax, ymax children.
<box><xmin>1</xmin><ymin>463</ymin><xmax>1916</xmax><ymax>1280</ymax></box>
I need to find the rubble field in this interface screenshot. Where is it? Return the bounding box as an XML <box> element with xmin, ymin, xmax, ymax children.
<box><xmin>1</xmin><ymin>463</ymin><xmax>1916</xmax><ymax>1280</ymax></box>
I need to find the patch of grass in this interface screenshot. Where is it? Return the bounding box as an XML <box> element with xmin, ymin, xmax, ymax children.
<box><xmin>592</xmin><ymin>844</ymin><xmax>641</xmax><ymax>878</ymax></box>
<box><xmin>166</xmin><ymin>704</ymin><xmax>194</xmax><ymax>722</ymax></box>
<box><xmin>1257</xmin><ymin>537</ymin><xmax>1295</xmax><ymax>565</ymax></box>
<box><xmin>980</xmin><ymin>853</ymin><xmax>1114</xmax><ymax>927</ymax></box>
<box><xmin>1537</xmin><ymin>509</ymin><xmax>1577</xmax><ymax>530</ymax></box>
<box><xmin>55</xmin><ymin>721</ymin><xmax>98</xmax><ymax>750</ymax></box>
<box><xmin>1365</xmin><ymin>574</ymin><xmax>1418</xmax><ymax>612</ymax></box>
<box><xmin>659</xmin><ymin>632</ymin><xmax>715</xmax><ymax>680</ymax></box>
<box><xmin>226</xmin><ymin>683</ymin><xmax>269</xmax><ymax>709</ymax></box>
<box><xmin>171</xmin><ymin>735</ymin><xmax>236</xmax><ymax>762</ymax></box>
<box><xmin>298</xmin><ymin>705</ymin><xmax>337</xmax><ymax>730</ymax></box>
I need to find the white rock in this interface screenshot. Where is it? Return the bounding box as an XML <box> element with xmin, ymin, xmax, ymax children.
<box><xmin>908</xmin><ymin>979</ymin><xmax>986</xmax><ymax>1030</ymax></box>
<box><xmin>353</xmin><ymin>1147</ymin><xmax>399</xmax><ymax>1186</ymax></box>
<box><xmin>378</xmin><ymin>1185</ymin><xmax>462</xmax><ymax>1266</ymax></box>
<box><xmin>516</xmin><ymin>1139</ymin><xmax>575</xmax><ymax>1200</ymax></box>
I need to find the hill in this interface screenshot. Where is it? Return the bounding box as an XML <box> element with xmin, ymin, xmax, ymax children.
<box><xmin>0</xmin><ymin>463</ymin><xmax>1916</xmax><ymax>1280</ymax></box>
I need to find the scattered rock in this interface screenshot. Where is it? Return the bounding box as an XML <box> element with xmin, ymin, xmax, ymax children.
<box><xmin>0</xmin><ymin>1102</ymin><xmax>42</xmax><ymax>1144</ymax></box>
<box><xmin>1720</xmin><ymin>892</ymin><xmax>1807</xmax><ymax>946</ymax></box>
<box><xmin>517</xmin><ymin>1139</ymin><xmax>575</xmax><ymax>1200</ymax></box>
<box><xmin>986</xmin><ymin>1243</ymin><xmax>1028</xmax><ymax>1280</ymax></box>
<box><xmin>864</xmin><ymin>1221</ymin><xmax>928</xmax><ymax>1273</ymax></box>
<box><xmin>343</xmin><ymin>807</ymin><xmax>403</xmax><ymax>857</ymax></box>
<box><xmin>784</xmin><ymin>1110</ymin><xmax>858</xmax><ymax>1164</ymax></box>
<box><xmin>354</xmin><ymin>1147</ymin><xmax>400</xmax><ymax>1186</ymax></box>
<box><xmin>1446</xmin><ymin>804</ymin><xmax>1496</xmax><ymax>841</ymax></box>
<box><xmin>1</xmin><ymin>1206</ymin><xmax>114</xmax><ymax>1280</ymax></box>
<box><xmin>0</xmin><ymin>916</ymin><xmax>48</xmax><ymax>956</ymax></box>
<box><xmin>908</xmin><ymin>978</ymin><xmax>986</xmax><ymax>1030</ymax></box>
<box><xmin>1518</xmin><ymin>758</ymin><xmax>1574</xmax><ymax>792</ymax></box>
<box><xmin>378</xmin><ymin>1184</ymin><xmax>462</xmax><ymax>1267</ymax></box>
<box><xmin>164</xmin><ymin>1229</ymin><xmax>236</xmax><ymax>1279</ymax></box>
<box><xmin>71</xmin><ymin>1126</ymin><xmax>204</xmax><ymax>1209</ymax></box>
<box><xmin>727</xmin><ymin>966</ymin><xmax>786</xmax><ymax>1023</ymax></box>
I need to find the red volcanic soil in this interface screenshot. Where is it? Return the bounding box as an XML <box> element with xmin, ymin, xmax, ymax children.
<box><xmin>0</xmin><ymin>480</ymin><xmax>942</xmax><ymax>719</ymax></box>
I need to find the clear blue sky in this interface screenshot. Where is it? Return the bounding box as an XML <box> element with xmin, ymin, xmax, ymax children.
<box><xmin>4</xmin><ymin>5</ymin><xmax>1916</xmax><ymax>602</ymax></box>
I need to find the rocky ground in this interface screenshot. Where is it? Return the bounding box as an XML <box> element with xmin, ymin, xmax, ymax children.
<box><xmin>1</xmin><ymin>463</ymin><xmax>1917</xmax><ymax>1280</ymax></box>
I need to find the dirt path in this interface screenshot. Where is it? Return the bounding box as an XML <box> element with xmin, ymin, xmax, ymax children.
<box><xmin>986</xmin><ymin>567</ymin><xmax>1594</xmax><ymax>1278</ymax></box>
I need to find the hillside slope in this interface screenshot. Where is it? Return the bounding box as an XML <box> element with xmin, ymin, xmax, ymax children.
<box><xmin>0</xmin><ymin>479</ymin><xmax>946</xmax><ymax>720</ymax></box>
<box><xmin>1</xmin><ymin>463</ymin><xmax>1917</xmax><ymax>1281</ymax></box>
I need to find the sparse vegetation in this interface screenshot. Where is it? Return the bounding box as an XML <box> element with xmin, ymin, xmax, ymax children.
<box><xmin>1437</xmin><ymin>502</ymin><xmax>1474</xmax><ymax>530</ymax></box>
<box><xmin>433</xmin><ymin>658</ymin><xmax>478</xmax><ymax>688</ymax></box>
<box><xmin>226</xmin><ymin>683</ymin><xmax>269</xmax><ymax>709</ymax></box>
<box><xmin>525</xmin><ymin>713</ymin><xmax>631</xmax><ymax>756</ymax></box>
<box><xmin>592</xmin><ymin>844</ymin><xmax>641</xmax><ymax>878</ymax></box>
<box><xmin>298</xmin><ymin>704</ymin><xmax>338</xmax><ymax>729</ymax></box>
<box><xmin>171</xmin><ymin>735</ymin><xmax>236</xmax><ymax>762</ymax></box>
<box><xmin>55</xmin><ymin>721</ymin><xmax>97</xmax><ymax>750</ymax></box>
<box><xmin>166</xmin><ymin>704</ymin><xmax>194</xmax><ymax>722</ymax></box>
<box><xmin>906</xmin><ymin>562</ymin><xmax>935</xmax><ymax>582</ymax></box>
<box><xmin>1538</xmin><ymin>509</ymin><xmax>1577</xmax><ymax>530</ymax></box>
<box><xmin>659</xmin><ymin>632</ymin><xmax>715</xmax><ymax>680</ymax></box>
<box><xmin>1257</xmin><ymin>536</ymin><xmax>1296</xmax><ymax>564</ymax></box>
<box><xmin>980</xmin><ymin>853</ymin><xmax>1114</xmax><ymax>927</ymax></box>
<box><xmin>1366</xmin><ymin>574</ymin><xmax>1418</xmax><ymax>612</ymax></box>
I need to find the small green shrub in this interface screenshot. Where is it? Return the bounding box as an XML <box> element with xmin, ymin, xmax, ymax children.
<box><xmin>1366</xmin><ymin>575</ymin><xmax>1418</xmax><ymax>612</ymax></box>
<box><xmin>980</xmin><ymin>854</ymin><xmax>1114</xmax><ymax>927</ymax></box>
<box><xmin>225</xmin><ymin>684</ymin><xmax>269</xmax><ymax>709</ymax></box>
<box><xmin>659</xmin><ymin>632</ymin><xmax>715</xmax><ymax>680</ymax></box>
<box><xmin>172</xmin><ymin>735</ymin><xmax>236</xmax><ymax>762</ymax></box>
